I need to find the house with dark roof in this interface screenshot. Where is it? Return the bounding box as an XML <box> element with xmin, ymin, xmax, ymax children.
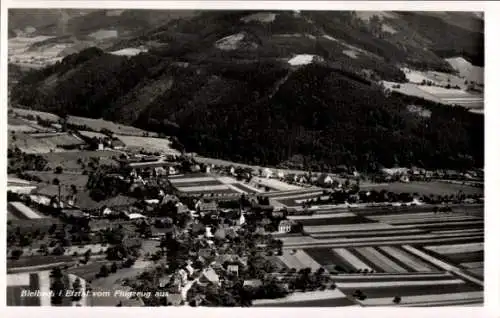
<box><xmin>195</xmin><ymin>200</ymin><xmax>218</xmax><ymax>214</ymax></box>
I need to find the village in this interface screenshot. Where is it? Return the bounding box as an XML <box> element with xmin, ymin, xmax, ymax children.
<box><xmin>7</xmin><ymin>107</ymin><xmax>484</xmax><ymax>307</ymax></box>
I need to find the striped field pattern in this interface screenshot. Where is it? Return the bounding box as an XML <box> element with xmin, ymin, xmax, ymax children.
<box><xmin>7</xmin><ymin>271</ymin><xmax>88</xmax><ymax>307</ymax></box>
<box><xmin>274</xmin><ymin>205</ymin><xmax>483</xmax><ymax>306</ymax></box>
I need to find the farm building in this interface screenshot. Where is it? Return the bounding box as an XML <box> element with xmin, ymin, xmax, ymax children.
<box><xmin>169</xmin><ymin>174</ymin><xmax>240</xmax><ymax>199</ymax></box>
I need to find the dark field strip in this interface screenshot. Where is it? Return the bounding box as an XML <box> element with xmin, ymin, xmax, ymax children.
<box><xmin>311</xmin><ymin>230</ymin><xmax>427</xmax><ymax>240</ymax></box>
<box><xmin>372</xmin><ymin>247</ymin><xmax>418</xmax><ymax>273</ymax></box>
<box><xmin>414</xmin><ymin>223</ymin><xmax>483</xmax><ymax>231</ymax></box>
<box><xmin>266</xmin><ymin>189</ymin><xmax>323</xmax><ymax>198</ymax></box>
<box><xmin>7</xmin><ymin>211</ymin><xmax>19</xmax><ymax>221</ymax></box>
<box><xmin>347</xmin><ymin>248</ymin><xmax>387</xmax><ymax>273</ymax></box>
<box><xmin>254</xmin><ymin>297</ymin><xmax>356</xmax><ymax>307</ymax></box>
<box><xmin>180</xmin><ymin>188</ymin><xmax>239</xmax><ymax>195</ymax></box>
<box><xmin>8</xmin><ymin>255</ymin><xmax>75</xmax><ymax>268</ymax></box>
<box><xmin>305</xmin><ymin>247</ymin><xmax>358</xmax><ymax>272</ymax></box>
<box><xmin>231</xmin><ymin>183</ymin><xmax>258</xmax><ymax>193</ymax></box>
<box><xmin>340</xmin><ymin>283</ymin><xmax>481</xmax><ymax>299</ymax></box>
<box><xmin>304</xmin><ymin>248</ymin><xmax>358</xmax><ymax>272</ymax></box>
<box><xmin>332</xmin><ymin>275</ymin><xmax>454</xmax><ymax>283</ymax></box>
<box><xmin>445</xmin><ymin>251</ymin><xmax>484</xmax><ymax>264</ymax></box>
<box><xmin>7</xmin><ymin>286</ymin><xmax>25</xmax><ymax>306</ymax></box>
<box><xmin>61</xmin><ymin>274</ymin><xmax>73</xmax><ymax>306</ymax></box>
<box><xmin>26</xmin><ymin>273</ymin><xmax>41</xmax><ymax>306</ymax></box>
<box><xmin>276</xmin><ymin>197</ymin><xmax>321</xmax><ymax>207</ymax></box>
<box><xmin>419</xmin><ymin>247</ymin><xmax>484</xmax><ymax>266</ymax></box>
<box><xmin>303</xmin><ymin>248</ymin><xmax>337</xmax><ymax>266</ymax></box>
<box><xmin>169</xmin><ymin>173</ymin><xmax>211</xmax><ymax>179</ymax></box>
<box><xmin>298</xmin><ymin>216</ymin><xmax>376</xmax><ymax>226</ymax></box>
<box><xmin>172</xmin><ymin>180</ymin><xmax>224</xmax><ymax>187</ymax></box>
<box><xmin>395</xmin><ymin>219</ymin><xmax>483</xmax><ymax>226</ymax></box>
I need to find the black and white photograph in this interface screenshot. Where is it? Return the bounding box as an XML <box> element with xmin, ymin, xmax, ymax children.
<box><xmin>4</xmin><ymin>5</ymin><xmax>486</xmax><ymax>308</ymax></box>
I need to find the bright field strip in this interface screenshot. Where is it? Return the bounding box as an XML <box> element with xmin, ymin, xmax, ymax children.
<box><xmin>229</xmin><ymin>182</ymin><xmax>263</xmax><ymax>193</ymax></box>
<box><xmin>376</xmin><ymin>217</ymin><xmax>482</xmax><ymax>226</ymax></box>
<box><xmin>368</xmin><ymin>212</ymin><xmax>479</xmax><ymax>222</ymax></box>
<box><xmin>8</xmin><ymin>202</ymin><xmax>44</xmax><ymax>219</ymax></box>
<box><xmin>334</xmin><ymin>248</ymin><xmax>373</xmax><ymax>271</ymax></box>
<box><xmin>379</xmin><ymin>246</ymin><xmax>435</xmax><ymax>272</ymax></box>
<box><xmin>176</xmin><ymin>185</ymin><xmax>231</xmax><ymax>192</ymax></box>
<box><xmin>310</xmin><ymin>228</ymin><xmax>425</xmax><ymax>239</ymax></box>
<box><xmin>406</xmin><ymin>220</ymin><xmax>483</xmax><ymax>230</ymax></box>
<box><xmin>282</xmin><ymin>234</ymin><xmax>484</xmax><ymax>249</ymax></box>
<box><xmin>264</xmin><ymin>187</ymin><xmax>323</xmax><ymax>198</ymax></box>
<box><xmin>356</xmin><ymin>247</ymin><xmax>408</xmax><ymax>273</ymax></box>
<box><xmin>335</xmin><ymin>279</ymin><xmax>464</xmax><ymax>289</ymax></box>
<box><xmin>303</xmin><ymin>223</ymin><xmax>396</xmax><ymax>233</ymax></box>
<box><xmin>38</xmin><ymin>271</ymin><xmax>51</xmax><ymax>306</ymax></box>
<box><xmin>425</xmin><ymin>243</ymin><xmax>483</xmax><ymax>255</ymax></box>
<box><xmin>303</xmin><ymin>246</ymin><xmax>438</xmax><ymax>273</ymax></box>
<box><xmin>331</xmin><ymin>273</ymin><xmax>453</xmax><ymax>282</ymax></box>
<box><xmin>254</xmin><ymin>178</ymin><xmax>304</xmax><ymax>191</ymax></box>
<box><xmin>287</xmin><ymin>212</ymin><xmax>357</xmax><ymax>220</ymax></box>
<box><xmin>169</xmin><ymin>176</ymin><xmax>218</xmax><ymax>184</ymax></box>
<box><xmin>293</xmin><ymin>249</ymin><xmax>323</xmax><ymax>271</ymax></box>
<box><xmin>427</xmin><ymin>228</ymin><xmax>483</xmax><ymax>235</ymax></box>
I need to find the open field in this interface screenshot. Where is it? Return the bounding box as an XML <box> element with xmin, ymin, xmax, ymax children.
<box><xmin>425</xmin><ymin>243</ymin><xmax>483</xmax><ymax>255</ymax></box>
<box><xmin>302</xmin><ymin>246</ymin><xmax>438</xmax><ymax>274</ymax></box>
<box><xmin>253</xmin><ymin>177</ymin><xmax>303</xmax><ymax>191</ymax></box>
<box><xmin>445</xmin><ymin>57</ymin><xmax>484</xmax><ymax>85</ymax></box>
<box><xmin>25</xmin><ymin>171</ymin><xmax>89</xmax><ymax>187</ymax></box>
<box><xmin>68</xmin><ymin>116</ymin><xmax>154</xmax><ymax>137</ymax></box>
<box><xmin>8</xmin><ymin>255</ymin><xmax>76</xmax><ymax>269</ymax></box>
<box><xmin>383</xmin><ymin>80</ymin><xmax>483</xmax><ymax>110</ymax></box>
<box><xmin>9</xmin><ymin>132</ymin><xmax>84</xmax><ymax>154</ymax></box>
<box><xmin>11</xmin><ymin>107</ymin><xmax>60</xmax><ymax>121</ymax></box>
<box><xmin>279</xmin><ymin>204</ymin><xmax>483</xmax><ymax>250</ymax></box>
<box><xmin>253</xmin><ymin>290</ymin><xmax>357</xmax><ymax>307</ymax></box>
<box><xmin>294</xmin><ymin>215</ymin><xmax>375</xmax><ymax>227</ymax></box>
<box><xmin>116</xmin><ymin>135</ymin><xmax>179</xmax><ymax>154</ymax></box>
<box><xmin>359</xmin><ymin>181</ymin><xmax>483</xmax><ymax>196</ymax></box>
<box><xmin>40</xmin><ymin>150</ymin><xmax>120</xmax><ymax>171</ymax></box>
<box><xmin>78</xmin><ymin>130</ymin><xmax>108</xmax><ymax>139</ymax></box>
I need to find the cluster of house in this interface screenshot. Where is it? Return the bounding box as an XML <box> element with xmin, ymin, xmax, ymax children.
<box><xmin>376</xmin><ymin>167</ymin><xmax>484</xmax><ymax>183</ymax></box>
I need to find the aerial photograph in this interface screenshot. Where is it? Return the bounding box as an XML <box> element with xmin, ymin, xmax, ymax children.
<box><xmin>6</xmin><ymin>9</ymin><xmax>484</xmax><ymax>307</ymax></box>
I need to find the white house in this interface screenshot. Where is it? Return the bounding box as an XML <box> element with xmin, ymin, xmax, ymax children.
<box><xmin>263</xmin><ymin>168</ymin><xmax>273</xmax><ymax>179</ymax></box>
<box><xmin>278</xmin><ymin>220</ymin><xmax>293</xmax><ymax>233</ymax></box>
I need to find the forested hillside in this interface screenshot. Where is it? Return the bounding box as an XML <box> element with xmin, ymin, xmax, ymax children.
<box><xmin>10</xmin><ymin>11</ymin><xmax>484</xmax><ymax>172</ymax></box>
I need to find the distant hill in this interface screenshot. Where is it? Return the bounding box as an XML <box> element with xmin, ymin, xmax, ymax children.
<box><xmin>10</xmin><ymin>10</ymin><xmax>484</xmax><ymax>171</ymax></box>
